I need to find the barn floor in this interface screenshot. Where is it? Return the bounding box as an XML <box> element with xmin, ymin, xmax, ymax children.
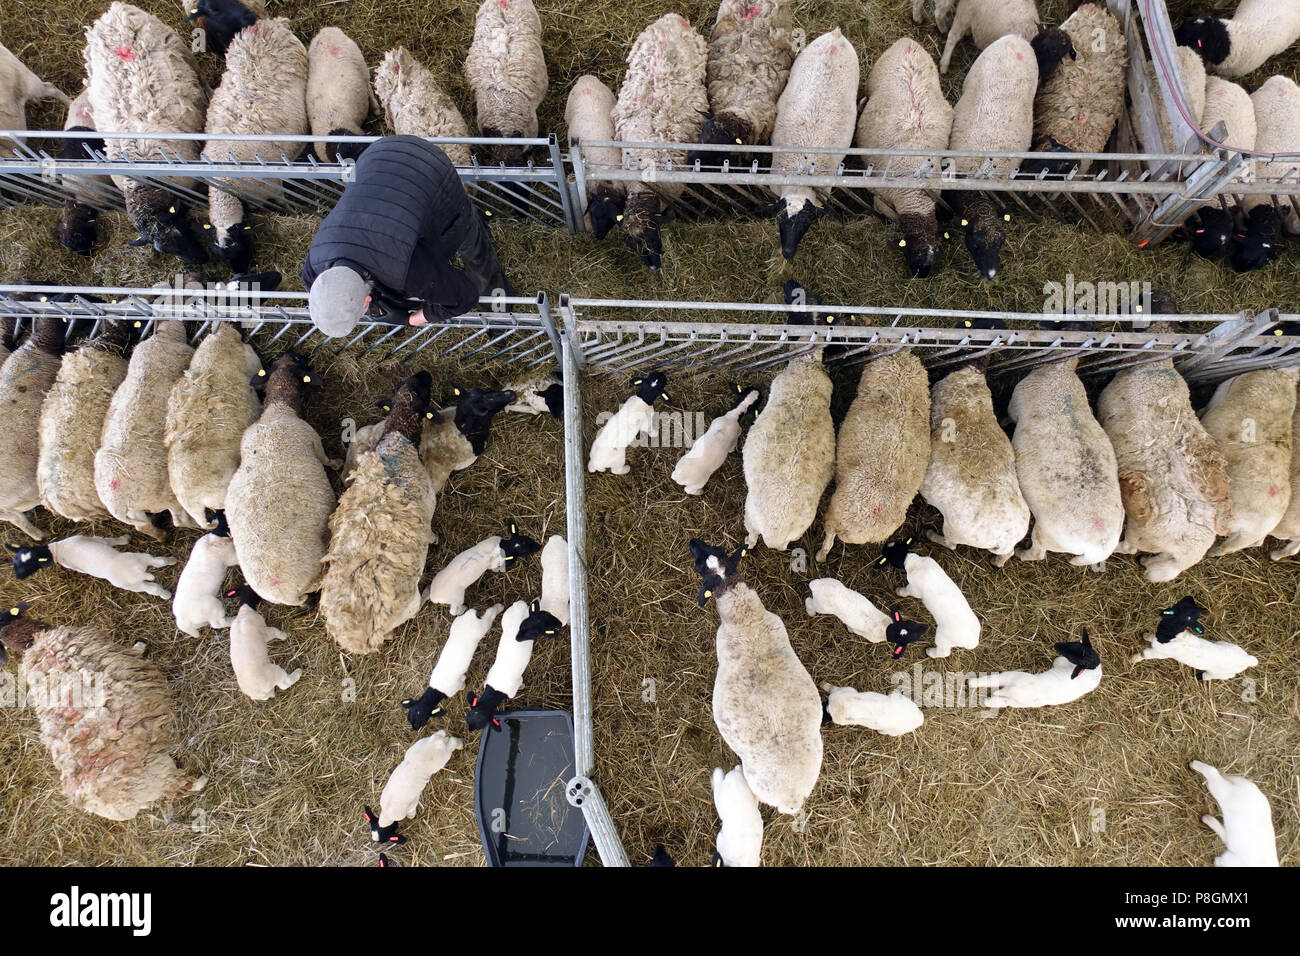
<box><xmin>0</xmin><ymin>0</ymin><xmax>1297</xmax><ymax>867</ymax></box>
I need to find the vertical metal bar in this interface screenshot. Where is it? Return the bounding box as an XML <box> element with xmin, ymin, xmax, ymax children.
<box><xmin>548</xmin><ymin>134</ymin><xmax>578</xmax><ymax>234</ymax></box>
<box><xmin>536</xmin><ymin>291</ymin><xmax>562</xmax><ymax>366</ymax></box>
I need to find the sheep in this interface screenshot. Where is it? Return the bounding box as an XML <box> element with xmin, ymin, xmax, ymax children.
<box><xmin>804</xmin><ymin>578</ymin><xmax>890</xmax><ymax>643</ymax></box>
<box><xmin>711</xmin><ymin>765</ymin><xmax>763</xmax><ymax>867</ymax></box>
<box><xmin>820</xmin><ymin>683</ymin><xmax>924</xmax><ymax>736</ymax></box>
<box><xmin>1006</xmin><ymin>358</ymin><xmax>1125</xmax><ymax>568</ymax></box>
<box><xmin>1098</xmin><ymin>348</ymin><xmax>1231</xmax><ymax>583</ymax></box>
<box><xmin>224</xmin><ymin>583</ymin><xmax>301</xmax><ymax>701</ymax></box>
<box><xmin>1268</xmin><ymin>395</ymin><xmax>1300</xmax><ymax>560</ymax></box>
<box><xmin>1131</xmin><ymin>596</ymin><xmax>1257</xmax><ymax>682</ymax></box>
<box><xmin>767</xmin><ymin>28</ymin><xmax>859</xmax><ymax>260</ymax></box>
<box><xmin>225</xmin><ymin>352</ymin><xmax>340</xmax><ymax>606</ymax></box>
<box><xmin>1233</xmin><ymin>76</ymin><xmax>1300</xmax><ymax>272</ymax></box>
<box><xmin>0</xmin><ymin>317</ymin><xmax>67</xmax><ymax>539</ymax></box>
<box><xmin>878</xmin><ymin>538</ymin><xmax>979</xmax><ymax>659</ymax></box>
<box><xmin>691</xmin><ymin>540</ymin><xmax>822</xmax><ymax>815</ymax></box>
<box><xmin>611</xmin><ymin>13</ymin><xmax>709</xmax><ymax>270</ymax></box>
<box><xmin>855</xmin><ymin>37</ymin><xmax>953</xmax><ymax>277</ymax></box>
<box><xmin>56</xmin><ymin>89</ymin><xmax>108</xmax><ymax>257</ymax></box>
<box><xmin>969</xmin><ymin>628</ymin><xmax>1102</xmax><ymax>711</ymax></box>
<box><xmin>1175</xmin><ymin>2</ymin><xmax>1300</xmax><ymax>80</ymax></box>
<box><xmin>1020</xmin><ymin>4</ymin><xmax>1126</xmax><ymax>178</ymax></box>
<box><xmin>463</xmin><ymin>0</ymin><xmax>548</xmax><ymax>167</ymax></box>
<box><xmin>672</xmin><ymin>385</ymin><xmax>760</xmax><ymax>495</ymax></box>
<box><xmin>365</xmin><ymin>730</ymin><xmax>464</xmax><ymax>846</ymax></box>
<box><xmin>1140</xmin><ymin>46</ymin><xmax>1207</xmax><ymax>157</ymax></box>
<box><xmin>425</xmin><ymin>523</ymin><xmax>541</xmax><ymax>615</ymax></box>
<box><xmin>94</xmin><ymin>320</ymin><xmax>197</xmax><ymax>541</ymax></box>
<box><xmin>921</xmin><ymin>363</ymin><xmax>1030</xmax><ymax>562</ymax></box>
<box><xmin>401</xmin><ymin>604</ymin><xmax>504</xmax><ymax>731</ymax></box>
<box><xmin>687</xmin><ymin>0</ymin><xmax>795</xmax><ymax>168</ymax></box>
<box><xmin>0</xmin><ymin>604</ymin><xmax>204</xmax><ymax>820</ymax></box>
<box><xmin>588</xmin><ymin>371</ymin><xmax>670</xmax><ymax>475</ymax></box>
<box><xmin>741</xmin><ymin>283</ymin><xmax>837</xmax><ymax>552</ymax></box>
<box><xmin>165</xmin><ymin>322</ymin><xmax>262</xmax><ymax>530</ymax></box>
<box><xmin>913</xmin><ymin>0</ymin><xmax>1075</xmax><ymax>76</ymax></box>
<box><xmin>539</xmin><ymin>534</ymin><xmax>570</xmax><ymax>626</ymax></box>
<box><xmin>172</xmin><ymin>514</ymin><xmax>238</xmax><ymax>637</ymax></box>
<box><xmin>465</xmin><ymin>599</ymin><xmax>564</xmax><ymax>731</ymax></box>
<box><xmin>502</xmin><ymin>365</ymin><xmax>563</xmax><ymax>417</ymax></box>
<box><xmin>83</xmin><ymin>3</ymin><xmax>209</xmax><ymax>263</ymax></box>
<box><xmin>181</xmin><ymin>0</ymin><xmax>265</xmax><ymax>57</ymax></box>
<box><xmin>1176</xmin><ymin>77</ymin><xmax>1256</xmax><ymax>259</ymax></box>
<box><xmin>1201</xmin><ymin>77</ymin><xmax>1257</xmax><ymax>151</ymax></box>
<box><xmin>307</xmin><ymin>27</ymin><xmax>375</xmax><ymax>163</ymax></box>
<box><xmin>818</xmin><ymin>351</ymin><xmax>930</xmax><ymax>561</ymax></box>
<box><xmin>9</xmin><ymin>534</ymin><xmax>175</xmax><ymax>599</ymax></box>
<box><xmin>1199</xmin><ymin>367</ymin><xmax>1298</xmax><ymax>556</ymax></box>
<box><xmin>1188</xmin><ymin>760</ymin><xmax>1279</xmax><ymax>867</ymax></box>
<box><xmin>374</xmin><ymin>47</ymin><xmax>472</xmax><ymax>167</ymax></box>
<box><xmin>0</xmin><ymin>40</ymin><xmax>71</xmax><ymax>155</ymax></box>
<box><xmin>420</xmin><ymin>387</ymin><xmax>517</xmax><ymax>491</ymax></box>
<box><xmin>945</xmin><ymin>36</ymin><xmax>1039</xmax><ymax>279</ymax></box>
<box><xmin>565</xmin><ymin>75</ymin><xmax>626</xmax><ymax>239</ymax></box>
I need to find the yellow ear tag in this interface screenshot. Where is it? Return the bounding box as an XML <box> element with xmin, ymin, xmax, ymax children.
<box><xmin>244</xmin><ymin>225</ymin><xmax>252</xmax><ymax>231</ymax></box>
<box><xmin>964</xmin><ymin>320</ymin><xmax>972</xmax><ymax>327</ymax></box>
<box><xmin>203</xmin><ymin>223</ymin><xmax>212</xmax><ymax>230</ymax></box>
<box><xmin>1135</xmin><ymin>305</ymin><xmax>1143</xmax><ymax>313</ymax></box>
<box><xmin>960</xmin><ymin>219</ymin><xmax>969</xmax><ymax>227</ymax></box>
<box><xmin>38</xmin><ymin>296</ymin><xmax>46</xmax><ymax>302</ymax></box>
<box><xmin>615</xmin><ymin>214</ymin><xmax>623</xmax><ymax>221</ymax></box>
<box><xmin>1003</xmin><ymin>213</ymin><xmax>1011</xmax><ymax>222</ymax></box>
<box><xmin>484</xmin><ymin>209</ymin><xmax>492</xmax><ymax>216</ymax></box>
<box><xmin>426</xmin><ymin>411</ymin><xmax>434</xmax><ymax>419</ymax></box>
<box><xmin>257</xmin><ymin>369</ymin><xmax>266</xmax><ymax>376</ymax></box>
<box><xmin>302</xmin><ymin>375</ymin><xmax>311</xmax><ymax>383</ymax></box>
<box><xmin>9</xmin><ymin>606</ymin><xmax>19</xmax><ymax>615</ymax></box>
<box><xmin>452</xmin><ymin>387</ymin><xmax>461</xmax><ymax>396</ymax></box>
<box><xmin>1276</xmin><ymin>329</ymin><xmax>1284</xmax><ymax>335</ymax></box>
<box><xmin>703</xmin><ymin>589</ymin><xmax>712</xmax><ymax>598</ymax></box>
<box><xmin>168</xmin><ymin>206</ymin><xmax>176</xmax><ymax>214</ymax></box>
<box><xmin>943</xmin><ymin>231</ymin><xmax>950</xmax><ymax>239</ymax></box>
<box><xmin>735</xmin><ymin>138</ymin><xmax>743</xmax><ymax>145</ymax></box>
<box><xmin>662</xmin><ymin>393</ymin><xmax>670</xmax><ymax>401</ymax></box>
<box><xmin>133</xmin><ymin>321</ymin><xmax>142</xmax><ymax>328</ymax></box>
<box><xmin>898</xmin><ymin>239</ymin><xmax>906</xmax><ymax>247</ymax></box>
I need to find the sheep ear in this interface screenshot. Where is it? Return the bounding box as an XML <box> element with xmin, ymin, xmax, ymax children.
<box><xmin>529</xmin><ymin>598</ymin><xmax>540</xmax><ymax>613</ymax></box>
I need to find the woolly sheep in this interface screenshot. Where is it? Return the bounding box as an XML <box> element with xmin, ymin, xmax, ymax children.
<box><xmin>173</xmin><ymin>517</ymin><xmax>238</xmax><ymax>637</ymax></box>
<box><xmin>1201</xmin><ymin>77</ymin><xmax>1257</xmax><ymax>150</ymax></box>
<box><xmin>1234</xmin><ymin>76</ymin><xmax>1300</xmax><ymax>272</ymax></box>
<box><xmin>225</xmin><ymin>583</ymin><xmax>301</xmax><ymax>701</ymax></box>
<box><xmin>921</xmin><ymin>364</ymin><xmax>1030</xmax><ymax>561</ymax></box>
<box><xmin>425</xmin><ymin>522</ymin><xmax>540</xmax><ymax>615</ymax></box>
<box><xmin>589</xmin><ymin>371</ymin><xmax>669</xmax><ymax>475</ymax></box>
<box><xmin>711</xmin><ymin>765</ymin><xmax>763</xmax><ymax>867</ymax></box>
<box><xmin>463</xmin><ymin>0</ymin><xmax>548</xmax><ymax>167</ymax></box>
<box><xmin>225</xmin><ymin>353</ymin><xmax>339</xmax><ymax>606</ymax></box>
<box><xmin>539</xmin><ymin>534</ymin><xmax>570</xmax><ymax>626</ymax></box>
<box><xmin>1175</xmin><ymin>2</ymin><xmax>1300</xmax><ymax>80</ymax></box>
<box><xmin>672</xmin><ymin>385</ymin><xmax>759</xmax><ymax>495</ymax></box>
<box><xmin>10</xmin><ymin>534</ymin><xmax>175</xmax><ymax>599</ymax></box>
<box><xmin>0</xmin><ymin>317</ymin><xmax>67</xmax><ymax>539</ymax></box>
<box><xmin>691</xmin><ymin>540</ymin><xmax>822</xmax><ymax>815</ymax></box>
<box><xmin>401</xmin><ymin>604</ymin><xmax>504</xmax><ymax>730</ymax></box>
<box><xmin>502</xmin><ymin>365</ymin><xmax>563</xmax><ymax>417</ymax></box>
<box><xmin>366</xmin><ymin>730</ymin><xmax>464</xmax><ymax>845</ymax></box>
<box><xmin>83</xmin><ymin>3</ymin><xmax>209</xmax><ymax>263</ymax></box>
<box><xmin>0</xmin><ymin>607</ymin><xmax>204</xmax><ymax>820</ymax></box>
<box><xmin>56</xmin><ymin>89</ymin><xmax>108</xmax><ymax>257</ymax></box>
<box><xmin>805</xmin><ymin>578</ymin><xmax>890</xmax><ymax>643</ymax></box>
<box><xmin>182</xmin><ymin>0</ymin><xmax>265</xmax><ymax>57</ymax></box>
<box><xmin>767</xmin><ymin>28</ymin><xmax>858</xmax><ymax>259</ymax></box>
<box><xmin>969</xmin><ymin>628</ymin><xmax>1102</xmax><ymax>711</ymax></box>
<box><xmin>0</xmin><ymin>39</ymin><xmax>70</xmax><ymax>154</ymax></box>
<box><xmin>307</xmin><ymin>27</ymin><xmax>374</xmax><ymax>163</ymax></box>
<box><xmin>1188</xmin><ymin>760</ymin><xmax>1279</xmax><ymax>867</ymax></box>
<box><xmin>1098</xmin><ymin>353</ymin><xmax>1231</xmax><ymax>582</ymax></box>
<box><xmin>565</xmin><ymin>75</ymin><xmax>626</xmax><ymax>238</ymax></box>
<box><xmin>465</xmin><ymin>599</ymin><xmax>564</xmax><ymax>730</ymax></box>
<box><xmin>818</xmin><ymin>352</ymin><xmax>930</xmax><ymax>561</ymax></box>
<box><xmin>913</xmin><ymin>0</ymin><xmax>1072</xmax><ymax>76</ymax></box>
<box><xmin>879</xmin><ymin>539</ymin><xmax>980</xmax><ymax>659</ymax></box>
<box><xmin>165</xmin><ymin>322</ymin><xmax>262</xmax><ymax>529</ymax></box>
<box><xmin>611</xmin><ymin>13</ymin><xmax>709</xmax><ymax>270</ymax></box>
<box><xmin>1006</xmin><ymin>358</ymin><xmax>1125</xmax><ymax>567</ymax></box>
<box><xmin>1268</xmin><ymin>394</ymin><xmax>1300</xmax><ymax>560</ymax></box>
<box><xmin>374</xmin><ymin>47</ymin><xmax>472</xmax><ymax>167</ymax></box>
<box><xmin>821</xmin><ymin>683</ymin><xmax>924</xmax><ymax>736</ymax></box>
<box><xmin>321</xmin><ymin>372</ymin><xmax>438</xmax><ymax>654</ymax></box>
<box><xmin>855</xmin><ymin>37</ymin><xmax>953</xmax><ymax>276</ymax></box>
<box><xmin>1199</xmin><ymin>367</ymin><xmax>1298</xmax><ymax>556</ymax></box>
<box><xmin>94</xmin><ymin>321</ymin><xmax>197</xmax><ymax>540</ymax></box>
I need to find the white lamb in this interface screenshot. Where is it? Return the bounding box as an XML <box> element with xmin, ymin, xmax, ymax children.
<box><xmin>465</xmin><ymin>599</ymin><xmax>563</xmax><ymax>731</ymax></box>
<box><xmin>172</xmin><ymin>525</ymin><xmax>238</xmax><ymax>637</ymax></box>
<box><xmin>425</xmin><ymin>524</ymin><xmax>540</xmax><ymax>614</ymax></box>
<box><xmin>821</xmin><ymin>683</ymin><xmax>924</xmax><ymax>737</ymax></box>
<box><xmin>367</xmin><ymin>730</ymin><xmax>464</xmax><ymax>846</ymax></box>
<box><xmin>1188</xmin><ymin>760</ymin><xmax>1279</xmax><ymax>867</ymax></box>
<box><xmin>9</xmin><ymin>536</ymin><xmax>175</xmax><ymax>600</ymax></box>
<box><xmin>878</xmin><ymin>539</ymin><xmax>979</xmax><ymax>659</ymax></box>
<box><xmin>401</xmin><ymin>605</ymin><xmax>504</xmax><ymax>730</ymax></box>
<box><xmin>539</xmin><ymin>535</ymin><xmax>570</xmax><ymax>626</ymax></box>
<box><xmin>588</xmin><ymin>371</ymin><xmax>669</xmax><ymax>475</ymax></box>
<box><xmin>671</xmin><ymin>385</ymin><xmax>760</xmax><ymax>495</ymax></box>
<box><xmin>711</xmin><ymin>765</ymin><xmax>763</xmax><ymax>868</ymax></box>
<box><xmin>1132</xmin><ymin>630</ymin><xmax>1258</xmax><ymax>682</ymax></box>
<box><xmin>226</xmin><ymin>584</ymin><xmax>301</xmax><ymax>701</ymax></box>
<box><xmin>0</xmin><ymin>39</ymin><xmax>71</xmax><ymax>154</ymax></box>
<box><xmin>913</xmin><ymin>0</ymin><xmax>1053</xmax><ymax>73</ymax></box>
<box><xmin>804</xmin><ymin>578</ymin><xmax>890</xmax><ymax>644</ymax></box>
<box><xmin>970</xmin><ymin>630</ymin><xmax>1102</xmax><ymax>712</ymax></box>
<box><xmin>1175</xmin><ymin>2</ymin><xmax>1300</xmax><ymax>79</ymax></box>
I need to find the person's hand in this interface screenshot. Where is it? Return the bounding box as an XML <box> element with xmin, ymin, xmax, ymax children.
<box><xmin>408</xmin><ymin>309</ymin><xmax>427</xmax><ymax>326</ymax></box>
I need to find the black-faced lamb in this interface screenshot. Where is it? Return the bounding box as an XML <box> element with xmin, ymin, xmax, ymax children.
<box><xmin>225</xmin><ymin>583</ymin><xmax>302</xmax><ymax>701</ymax></box>
<box><xmin>502</xmin><ymin>366</ymin><xmax>563</xmax><ymax>417</ymax></box>
<box><xmin>420</xmin><ymin>386</ymin><xmax>517</xmax><ymax>491</ymax></box>
<box><xmin>821</xmin><ymin>682</ymin><xmax>924</xmax><ymax>736</ymax></box>
<box><xmin>374</xmin><ymin>47</ymin><xmax>472</xmax><ymax>167</ymax></box>
<box><xmin>538</xmin><ymin>534</ymin><xmax>569</xmax><ymax>626</ymax></box>
<box><xmin>805</xmin><ymin>577</ymin><xmax>890</xmax><ymax>643</ymax></box>
<box><xmin>83</xmin><ymin>3</ymin><xmax>209</xmax><ymax>263</ymax></box>
<box><xmin>0</xmin><ymin>317</ymin><xmax>66</xmax><ymax>539</ymax></box>
<box><xmin>0</xmin><ymin>604</ymin><xmax>204</xmax><ymax>820</ymax></box>
<box><xmin>401</xmin><ymin>604</ymin><xmax>504</xmax><ymax>731</ymax></box>
<box><xmin>711</xmin><ymin>764</ymin><xmax>763</xmax><ymax>867</ymax></box>
<box><xmin>1232</xmin><ymin>76</ymin><xmax>1300</xmax><ymax>272</ymax></box>
<box><xmin>691</xmin><ymin>539</ymin><xmax>821</xmax><ymax>815</ymax></box>
<box><xmin>463</xmin><ymin>0</ymin><xmax>548</xmax><ymax>167</ymax></box>
<box><xmin>969</xmin><ymin>628</ymin><xmax>1102</xmax><ymax>711</ymax></box>
<box><xmin>173</xmin><ymin>513</ymin><xmax>238</xmax><ymax>637</ymax></box>
<box><xmin>1175</xmin><ymin>2</ymin><xmax>1300</xmax><ymax>79</ymax></box>
<box><xmin>0</xmin><ymin>39</ymin><xmax>71</xmax><ymax>154</ymax></box>
<box><xmin>1131</xmin><ymin>596</ymin><xmax>1257</xmax><ymax>682</ymax></box>
<box><xmin>611</xmin><ymin>13</ymin><xmax>709</xmax><ymax>270</ymax></box>
<box><xmin>225</xmin><ymin>352</ymin><xmax>339</xmax><ymax>606</ymax></box>
<box><xmin>767</xmin><ymin>28</ymin><xmax>859</xmax><ymax>259</ymax></box>
<box><xmin>1188</xmin><ymin>760</ymin><xmax>1279</xmax><ymax>867</ymax></box>
<box><xmin>365</xmin><ymin>730</ymin><xmax>463</xmax><ymax>846</ymax></box>
<box><xmin>588</xmin><ymin>371</ymin><xmax>669</xmax><ymax>475</ymax></box>
<box><xmin>182</xmin><ymin>0</ymin><xmax>265</xmax><ymax>57</ymax></box>
<box><xmin>465</xmin><ymin>598</ymin><xmax>563</xmax><ymax>731</ymax></box>
<box><xmin>307</xmin><ymin>27</ymin><xmax>375</xmax><ymax>163</ymax></box>
<box><xmin>55</xmin><ymin>89</ymin><xmax>107</xmax><ymax>257</ymax></box>
<box><xmin>565</xmin><ymin>75</ymin><xmax>626</xmax><ymax>239</ymax></box>
<box><xmin>855</xmin><ymin>37</ymin><xmax>953</xmax><ymax>277</ymax></box>
<box><xmin>425</xmin><ymin>522</ymin><xmax>540</xmax><ymax>616</ymax></box>
<box><xmin>10</xmin><ymin>535</ymin><xmax>175</xmax><ymax>600</ymax></box>
<box><xmin>671</xmin><ymin>384</ymin><xmax>759</xmax><ymax>495</ymax></box>
<box><xmin>879</xmin><ymin>538</ymin><xmax>978</xmax><ymax>658</ymax></box>
<box><xmin>913</xmin><ymin>0</ymin><xmax>1075</xmax><ymax>76</ymax></box>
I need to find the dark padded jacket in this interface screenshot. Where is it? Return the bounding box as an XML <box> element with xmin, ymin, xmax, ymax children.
<box><xmin>301</xmin><ymin>136</ymin><xmax>480</xmax><ymax>320</ymax></box>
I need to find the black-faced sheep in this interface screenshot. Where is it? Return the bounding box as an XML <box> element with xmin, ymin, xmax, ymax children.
<box><xmin>463</xmin><ymin>0</ymin><xmax>548</xmax><ymax>167</ymax></box>
<box><xmin>55</xmin><ymin>90</ymin><xmax>107</xmax><ymax>257</ymax></box>
<box><xmin>1175</xmin><ymin>1</ymin><xmax>1300</xmax><ymax>79</ymax></box>
<box><xmin>307</xmin><ymin>27</ymin><xmax>375</xmax><ymax>163</ymax></box>
<box><xmin>969</xmin><ymin>628</ymin><xmax>1102</xmax><ymax>711</ymax></box>
<box><xmin>1233</xmin><ymin>76</ymin><xmax>1300</xmax><ymax>272</ymax></box>
<box><xmin>181</xmin><ymin>0</ymin><xmax>265</xmax><ymax>57</ymax></box>
<box><xmin>465</xmin><ymin>599</ymin><xmax>563</xmax><ymax>731</ymax></box>
<box><xmin>565</xmin><ymin>75</ymin><xmax>625</xmax><ymax>239</ymax></box>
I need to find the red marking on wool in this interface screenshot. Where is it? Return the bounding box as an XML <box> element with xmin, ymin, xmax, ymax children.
<box><xmin>326</xmin><ymin>42</ymin><xmax>341</xmax><ymax>57</ymax></box>
<box><xmin>108</xmin><ymin>479</ymin><xmax>120</xmax><ymax>490</ymax></box>
<box><xmin>1016</xmin><ymin>51</ymin><xmax>1024</xmax><ymax>60</ymax></box>
<box><xmin>743</xmin><ymin>4</ymin><xmax>762</xmax><ymax>20</ymax></box>
<box><xmin>1269</xmin><ymin>484</ymin><xmax>1281</xmax><ymax>497</ymax></box>
<box><xmin>269</xmin><ymin>576</ymin><xmax>281</xmax><ymax>586</ymax></box>
<box><xmin>871</xmin><ymin>503</ymin><xmax>884</xmax><ymax>517</ymax></box>
<box><xmin>1091</xmin><ymin>517</ymin><xmax>1107</xmax><ymax>531</ymax></box>
<box><xmin>114</xmin><ymin>45</ymin><xmax>135</xmax><ymax>62</ymax></box>
<box><xmin>499</xmin><ymin>0</ymin><xmax>509</xmax><ymax>7</ymax></box>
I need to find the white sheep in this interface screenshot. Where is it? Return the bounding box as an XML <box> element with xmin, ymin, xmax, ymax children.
<box><xmin>463</xmin><ymin>0</ymin><xmax>548</xmax><ymax>167</ymax></box>
<box><xmin>588</xmin><ymin>371</ymin><xmax>669</xmax><ymax>475</ymax></box>
<box><xmin>969</xmin><ymin>630</ymin><xmax>1102</xmax><ymax>711</ymax></box>
<box><xmin>9</xmin><ymin>535</ymin><xmax>175</xmax><ymax>600</ymax></box>
<box><xmin>564</xmin><ymin>74</ymin><xmax>626</xmax><ymax>238</ymax></box>
<box><xmin>1175</xmin><ymin>2</ymin><xmax>1300</xmax><ymax>79</ymax></box>
<box><xmin>1200</xmin><ymin>76</ymin><xmax>1257</xmax><ymax>150</ymax></box>
<box><xmin>693</xmin><ymin>0</ymin><xmax>794</xmax><ymax>154</ymax></box>
<box><xmin>307</xmin><ymin>27</ymin><xmax>375</xmax><ymax>162</ymax></box>
<box><xmin>0</xmin><ymin>39</ymin><xmax>71</xmax><ymax>153</ymax></box>
<box><xmin>172</xmin><ymin>524</ymin><xmax>238</xmax><ymax>637</ymax></box>
<box><xmin>374</xmin><ymin>47</ymin><xmax>472</xmax><ymax>166</ymax></box>
<box><xmin>1188</xmin><ymin>760</ymin><xmax>1279</xmax><ymax>867</ymax></box>
<box><xmin>401</xmin><ymin>605</ymin><xmax>504</xmax><ymax>730</ymax></box>
<box><xmin>805</xmin><ymin>578</ymin><xmax>890</xmax><ymax>644</ymax></box>
<box><xmin>224</xmin><ymin>584</ymin><xmax>301</xmax><ymax>701</ymax></box>
<box><xmin>367</xmin><ymin>730</ymin><xmax>464</xmax><ymax>845</ymax></box>
<box><xmin>1239</xmin><ymin>76</ymin><xmax>1300</xmax><ymax>254</ymax></box>
<box><xmin>1006</xmin><ymin>358</ymin><xmax>1125</xmax><ymax>568</ymax></box>
<box><xmin>711</xmin><ymin>765</ymin><xmax>763</xmax><ymax>867</ymax></box>
<box><xmin>465</xmin><ymin>599</ymin><xmax>563</xmax><ymax>730</ymax></box>
<box><xmin>879</xmin><ymin>539</ymin><xmax>980</xmax><ymax>658</ymax></box>
<box><xmin>539</xmin><ymin>535</ymin><xmax>570</xmax><ymax>626</ymax></box>
<box><xmin>913</xmin><ymin>0</ymin><xmax>1044</xmax><ymax>73</ymax></box>
<box><xmin>425</xmin><ymin>523</ymin><xmax>540</xmax><ymax>615</ymax></box>
<box><xmin>1199</xmin><ymin>367</ymin><xmax>1298</xmax><ymax>556</ymax></box>
<box><xmin>1131</xmin><ymin>628</ymin><xmax>1258</xmax><ymax>682</ymax></box>
<box><xmin>821</xmin><ymin>683</ymin><xmax>924</xmax><ymax>736</ymax></box>
<box><xmin>767</xmin><ymin>28</ymin><xmax>859</xmax><ymax>259</ymax></box>
<box><xmin>0</xmin><ymin>317</ymin><xmax>66</xmax><ymax>539</ymax></box>
<box><xmin>671</xmin><ymin>385</ymin><xmax>759</xmax><ymax>495</ymax></box>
